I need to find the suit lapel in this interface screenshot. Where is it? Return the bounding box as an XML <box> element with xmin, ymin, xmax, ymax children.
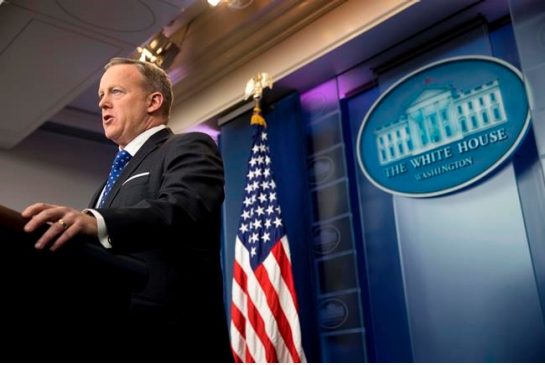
<box><xmin>88</xmin><ymin>183</ymin><xmax>105</xmax><ymax>208</ymax></box>
<box><xmin>101</xmin><ymin>128</ymin><xmax>173</xmax><ymax>208</ymax></box>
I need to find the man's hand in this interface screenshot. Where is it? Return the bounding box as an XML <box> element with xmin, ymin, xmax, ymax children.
<box><xmin>21</xmin><ymin>203</ymin><xmax>98</xmax><ymax>251</ymax></box>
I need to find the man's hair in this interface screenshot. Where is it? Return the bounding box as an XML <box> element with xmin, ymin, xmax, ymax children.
<box><xmin>105</xmin><ymin>57</ymin><xmax>174</xmax><ymax>117</ymax></box>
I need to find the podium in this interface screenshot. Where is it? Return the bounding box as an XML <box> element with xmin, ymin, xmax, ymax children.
<box><xmin>0</xmin><ymin>205</ymin><xmax>147</xmax><ymax>361</ymax></box>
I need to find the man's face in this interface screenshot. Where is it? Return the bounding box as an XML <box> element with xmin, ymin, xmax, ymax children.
<box><xmin>98</xmin><ymin>64</ymin><xmax>152</xmax><ymax>148</ymax></box>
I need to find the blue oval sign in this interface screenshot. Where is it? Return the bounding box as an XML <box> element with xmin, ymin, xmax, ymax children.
<box><xmin>356</xmin><ymin>56</ymin><xmax>531</xmax><ymax>197</ymax></box>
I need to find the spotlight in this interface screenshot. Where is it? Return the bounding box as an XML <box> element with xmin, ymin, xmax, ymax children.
<box><xmin>207</xmin><ymin>0</ymin><xmax>253</xmax><ymax>9</ymax></box>
<box><xmin>136</xmin><ymin>32</ymin><xmax>180</xmax><ymax>69</ymax></box>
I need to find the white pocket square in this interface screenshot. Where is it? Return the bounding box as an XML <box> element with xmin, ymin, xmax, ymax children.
<box><xmin>122</xmin><ymin>172</ymin><xmax>150</xmax><ymax>185</ymax></box>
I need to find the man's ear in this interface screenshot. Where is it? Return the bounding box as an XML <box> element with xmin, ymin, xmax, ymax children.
<box><xmin>147</xmin><ymin>92</ymin><xmax>164</xmax><ymax>113</ymax></box>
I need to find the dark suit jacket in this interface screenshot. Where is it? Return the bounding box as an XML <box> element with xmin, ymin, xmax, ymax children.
<box><xmin>89</xmin><ymin>128</ymin><xmax>232</xmax><ymax>362</ymax></box>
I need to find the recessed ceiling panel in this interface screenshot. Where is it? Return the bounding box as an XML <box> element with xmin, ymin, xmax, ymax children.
<box><xmin>0</xmin><ymin>129</ymin><xmax>23</xmax><ymax>150</ymax></box>
<box><xmin>10</xmin><ymin>0</ymin><xmax>186</xmax><ymax>45</ymax></box>
<box><xmin>0</xmin><ymin>19</ymin><xmax>121</xmax><ymax>147</ymax></box>
<box><xmin>0</xmin><ymin>5</ymin><xmax>33</xmax><ymax>53</ymax></box>
<box><xmin>56</xmin><ymin>0</ymin><xmax>156</xmax><ymax>32</ymax></box>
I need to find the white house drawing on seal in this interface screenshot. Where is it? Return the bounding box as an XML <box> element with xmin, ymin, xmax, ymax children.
<box><xmin>375</xmin><ymin>80</ymin><xmax>507</xmax><ymax>165</ymax></box>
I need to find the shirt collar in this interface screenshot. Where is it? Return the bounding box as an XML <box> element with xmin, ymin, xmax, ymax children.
<box><xmin>122</xmin><ymin>124</ymin><xmax>167</xmax><ymax>156</ymax></box>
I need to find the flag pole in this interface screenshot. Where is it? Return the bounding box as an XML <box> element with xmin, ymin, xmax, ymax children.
<box><xmin>244</xmin><ymin>72</ymin><xmax>273</xmax><ymax>127</ymax></box>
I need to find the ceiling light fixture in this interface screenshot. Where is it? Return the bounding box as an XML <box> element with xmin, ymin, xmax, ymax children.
<box><xmin>136</xmin><ymin>32</ymin><xmax>180</xmax><ymax>70</ymax></box>
<box><xmin>207</xmin><ymin>0</ymin><xmax>254</xmax><ymax>9</ymax></box>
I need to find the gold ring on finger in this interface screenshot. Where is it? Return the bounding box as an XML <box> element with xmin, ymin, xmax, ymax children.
<box><xmin>57</xmin><ymin>218</ymin><xmax>68</xmax><ymax>230</ymax></box>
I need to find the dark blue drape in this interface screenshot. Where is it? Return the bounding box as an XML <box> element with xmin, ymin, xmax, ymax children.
<box><xmin>219</xmin><ymin>93</ymin><xmax>319</xmax><ymax>361</ymax></box>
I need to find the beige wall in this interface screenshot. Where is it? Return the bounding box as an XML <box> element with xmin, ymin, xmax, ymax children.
<box><xmin>0</xmin><ymin>130</ymin><xmax>114</xmax><ymax>211</ymax></box>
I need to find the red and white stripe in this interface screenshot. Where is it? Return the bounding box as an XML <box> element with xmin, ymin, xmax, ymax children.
<box><xmin>230</xmin><ymin>235</ymin><xmax>306</xmax><ymax>363</ymax></box>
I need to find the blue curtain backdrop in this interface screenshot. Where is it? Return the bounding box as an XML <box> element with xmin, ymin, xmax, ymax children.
<box><xmin>219</xmin><ymin>93</ymin><xmax>319</xmax><ymax>361</ymax></box>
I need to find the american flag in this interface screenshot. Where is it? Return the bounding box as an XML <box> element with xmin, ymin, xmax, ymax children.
<box><xmin>230</xmin><ymin>124</ymin><xmax>306</xmax><ymax>362</ymax></box>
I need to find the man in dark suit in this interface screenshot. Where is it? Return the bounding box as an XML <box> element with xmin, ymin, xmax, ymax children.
<box><xmin>22</xmin><ymin>57</ymin><xmax>232</xmax><ymax>362</ymax></box>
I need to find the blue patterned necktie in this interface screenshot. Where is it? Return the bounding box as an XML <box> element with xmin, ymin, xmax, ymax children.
<box><xmin>98</xmin><ymin>149</ymin><xmax>132</xmax><ymax>208</ymax></box>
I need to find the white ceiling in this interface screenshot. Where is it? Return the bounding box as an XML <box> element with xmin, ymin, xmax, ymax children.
<box><xmin>0</xmin><ymin>0</ymin><xmax>197</xmax><ymax>148</ymax></box>
<box><xmin>0</xmin><ymin>0</ymin><xmax>510</xmax><ymax>149</ymax></box>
